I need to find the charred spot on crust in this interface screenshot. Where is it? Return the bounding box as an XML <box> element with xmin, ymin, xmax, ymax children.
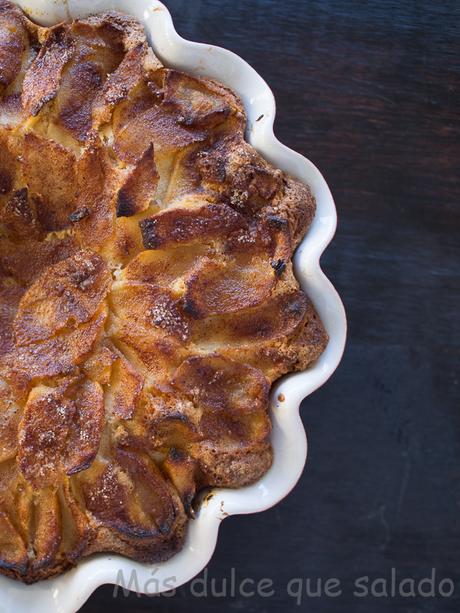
<box><xmin>182</xmin><ymin>296</ymin><xmax>201</xmax><ymax>319</ymax></box>
<box><xmin>270</xmin><ymin>258</ymin><xmax>286</xmax><ymax>276</ymax></box>
<box><xmin>266</xmin><ymin>214</ymin><xmax>288</xmax><ymax>230</ymax></box>
<box><xmin>116</xmin><ymin>190</ymin><xmax>135</xmax><ymax>217</ymax></box>
<box><xmin>69</xmin><ymin>207</ymin><xmax>89</xmax><ymax>223</ymax></box>
<box><xmin>139</xmin><ymin>217</ymin><xmax>159</xmax><ymax>249</ymax></box>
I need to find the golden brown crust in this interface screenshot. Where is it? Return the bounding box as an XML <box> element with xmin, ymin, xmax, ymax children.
<box><xmin>0</xmin><ymin>2</ymin><xmax>328</xmax><ymax>583</ymax></box>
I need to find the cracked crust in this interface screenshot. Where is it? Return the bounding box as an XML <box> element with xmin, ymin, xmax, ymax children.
<box><xmin>0</xmin><ymin>2</ymin><xmax>328</xmax><ymax>583</ymax></box>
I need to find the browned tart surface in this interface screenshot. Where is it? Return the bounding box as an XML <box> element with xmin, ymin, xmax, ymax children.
<box><xmin>0</xmin><ymin>0</ymin><xmax>327</xmax><ymax>583</ymax></box>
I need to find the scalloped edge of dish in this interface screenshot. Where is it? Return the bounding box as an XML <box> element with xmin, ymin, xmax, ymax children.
<box><xmin>1</xmin><ymin>1</ymin><xmax>347</xmax><ymax>611</ymax></box>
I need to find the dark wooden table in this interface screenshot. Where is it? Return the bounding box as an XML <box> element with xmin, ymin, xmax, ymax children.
<box><xmin>82</xmin><ymin>1</ymin><xmax>460</xmax><ymax>611</ymax></box>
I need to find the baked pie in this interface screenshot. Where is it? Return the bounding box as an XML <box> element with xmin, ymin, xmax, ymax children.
<box><xmin>0</xmin><ymin>0</ymin><xmax>328</xmax><ymax>583</ymax></box>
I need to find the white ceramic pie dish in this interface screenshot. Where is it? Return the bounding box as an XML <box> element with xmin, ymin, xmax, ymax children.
<box><xmin>1</xmin><ymin>1</ymin><xmax>346</xmax><ymax>610</ymax></box>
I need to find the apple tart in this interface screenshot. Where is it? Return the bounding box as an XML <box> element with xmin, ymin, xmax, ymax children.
<box><xmin>0</xmin><ymin>0</ymin><xmax>327</xmax><ymax>583</ymax></box>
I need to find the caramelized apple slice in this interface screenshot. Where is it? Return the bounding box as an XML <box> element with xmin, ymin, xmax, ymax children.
<box><xmin>110</xmin><ymin>282</ymin><xmax>191</xmax><ymax>344</ymax></box>
<box><xmin>194</xmin><ymin>289</ymin><xmax>309</xmax><ymax>346</ymax></box>
<box><xmin>225</xmin><ymin>300</ymin><xmax>328</xmax><ymax>381</ymax></box>
<box><xmin>183</xmin><ymin>254</ymin><xmax>276</xmax><ymax>318</ymax></box>
<box><xmin>51</xmin><ymin>30</ymin><xmax>122</xmax><ymax>142</ymax></box>
<box><xmin>162</xmin><ymin>70</ymin><xmax>235</xmax><ymax>129</ymax></box>
<box><xmin>160</xmin><ymin>145</ymin><xmax>203</xmax><ymax>206</ymax></box>
<box><xmin>31</xmin><ymin>489</ymin><xmax>61</xmax><ymax>571</ymax></box>
<box><xmin>0</xmin><ymin>510</ymin><xmax>27</xmax><ymax>572</ymax></box>
<box><xmin>21</xmin><ymin>24</ymin><xmax>74</xmax><ymax>116</ymax></box>
<box><xmin>270</xmin><ymin>176</ymin><xmax>316</xmax><ymax>247</ymax></box>
<box><xmin>105</xmin><ymin>351</ymin><xmax>143</xmax><ymax>420</ymax></box>
<box><xmin>41</xmin><ymin>15</ymin><xmax>142</xmax><ymax>139</ymax></box>
<box><xmin>80</xmin><ymin>460</ymin><xmax>131</xmax><ymax>532</ymax></box>
<box><xmin>0</xmin><ymin>378</ymin><xmax>20</xmax><ymax>461</ymax></box>
<box><xmin>114</xmin><ymin>104</ymin><xmax>207</xmax><ymax>164</ymax></box>
<box><xmin>140</xmin><ymin>202</ymin><xmax>244</xmax><ymax>250</ymax></box>
<box><xmin>105</xmin><ymin>214</ymin><xmax>148</xmax><ymax>266</ymax></box>
<box><xmin>162</xmin><ymin>449</ymin><xmax>197</xmax><ymax>515</ymax></box>
<box><xmin>0</xmin><ymin>0</ymin><xmax>35</xmax><ymax>94</ymax></box>
<box><xmin>82</xmin><ymin>344</ymin><xmax>114</xmax><ymax>384</ymax></box>
<box><xmin>76</xmin><ymin>12</ymin><xmax>146</xmax><ymax>52</ymax></box>
<box><xmin>81</xmin><ymin>449</ymin><xmax>184</xmax><ymax>542</ymax></box>
<box><xmin>22</xmin><ymin>12</ymin><xmax>145</xmax><ymax>132</ymax></box>
<box><xmin>0</xmin><ymin>234</ymin><xmax>77</xmax><ymax>285</ymax></box>
<box><xmin>110</xmin><ymin>318</ymin><xmax>187</xmax><ymax>391</ymax></box>
<box><xmin>93</xmin><ymin>42</ymin><xmax>159</xmax><ymax>127</ymax></box>
<box><xmin>116</xmin><ymin>144</ymin><xmax>158</xmax><ymax>217</ymax></box>
<box><xmin>110</xmin><ymin>79</ymin><xmax>156</xmax><ymax>137</ymax></box>
<box><xmin>73</xmin><ymin>138</ymin><xmax>114</xmax><ymax>250</ymax></box>
<box><xmin>14</xmin><ymin>250</ymin><xmax>110</xmax><ymax>346</ymax></box>
<box><xmin>122</xmin><ymin>244</ymin><xmax>208</xmax><ymax>286</ymax></box>
<box><xmin>18</xmin><ymin>380</ymin><xmax>104</xmax><ymax>488</ymax></box>
<box><xmin>7</xmin><ymin>306</ymin><xmax>106</xmax><ymax>390</ymax></box>
<box><xmin>0</xmin><ymin>2</ymin><xmax>37</xmax><ymax>130</ymax></box>
<box><xmin>18</xmin><ymin>385</ymin><xmax>76</xmax><ymax>489</ymax></box>
<box><xmin>172</xmin><ymin>354</ymin><xmax>269</xmax><ymax>415</ymax></box>
<box><xmin>134</xmin><ymin>391</ymin><xmax>200</xmax><ymax>449</ymax></box>
<box><xmin>64</xmin><ymin>380</ymin><xmax>104</xmax><ymax>475</ymax></box>
<box><xmin>172</xmin><ymin>355</ymin><xmax>272</xmax><ymax>487</ymax></box>
<box><xmin>115</xmin><ymin>448</ymin><xmax>180</xmax><ymax>535</ymax></box>
<box><xmin>58</xmin><ymin>480</ymin><xmax>92</xmax><ymax>562</ymax></box>
<box><xmin>22</xmin><ymin>132</ymin><xmax>77</xmax><ymax>231</ymax></box>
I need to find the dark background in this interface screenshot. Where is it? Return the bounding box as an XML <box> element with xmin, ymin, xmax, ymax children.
<box><xmin>83</xmin><ymin>1</ymin><xmax>460</xmax><ymax>611</ymax></box>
